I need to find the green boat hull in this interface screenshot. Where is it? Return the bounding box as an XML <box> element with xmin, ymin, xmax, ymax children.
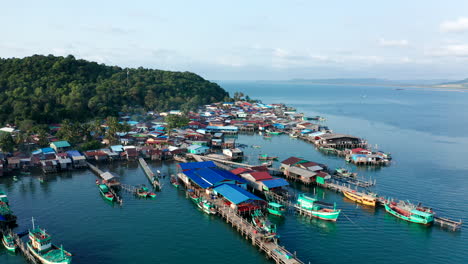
<box><xmin>308</xmin><ymin>210</ymin><xmax>341</xmax><ymax>221</ymax></box>
<box><xmin>2</xmin><ymin>235</ymin><xmax>16</xmax><ymax>252</ymax></box>
<box><xmin>267</xmin><ymin>208</ymin><xmax>284</xmax><ymax>217</ymax></box>
<box><xmin>384</xmin><ymin>204</ymin><xmax>433</xmax><ymax>225</ymax></box>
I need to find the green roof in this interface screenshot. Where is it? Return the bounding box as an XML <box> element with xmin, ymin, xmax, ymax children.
<box><xmin>51</xmin><ymin>141</ymin><xmax>71</xmax><ymax>148</ymax></box>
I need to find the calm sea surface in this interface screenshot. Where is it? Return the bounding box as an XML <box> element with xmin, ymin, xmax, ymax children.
<box><xmin>1</xmin><ymin>82</ymin><xmax>467</xmax><ymax>264</ymax></box>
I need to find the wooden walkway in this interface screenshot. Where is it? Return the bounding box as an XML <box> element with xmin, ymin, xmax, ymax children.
<box><xmin>434</xmin><ymin>216</ymin><xmax>463</xmax><ymax>231</ymax></box>
<box><xmin>3</xmin><ymin>229</ymin><xmax>39</xmax><ymax>264</ymax></box>
<box><xmin>138</xmin><ymin>158</ymin><xmax>161</xmax><ymax>190</ymax></box>
<box><xmin>184</xmin><ymin>185</ymin><xmax>303</xmax><ymax>264</ymax></box>
<box><xmin>87</xmin><ymin>162</ymin><xmax>123</xmax><ymax>205</ymax></box>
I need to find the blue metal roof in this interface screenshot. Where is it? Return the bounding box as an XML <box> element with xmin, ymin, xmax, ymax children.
<box><xmin>42</xmin><ymin>147</ymin><xmax>55</xmax><ymax>154</ymax></box>
<box><xmin>213</xmin><ymin>184</ymin><xmax>262</xmax><ymax>204</ymax></box>
<box><xmin>179</xmin><ymin>161</ymin><xmax>217</xmax><ymax>171</ymax></box>
<box><xmin>195</xmin><ymin>168</ymin><xmax>225</xmax><ymax>185</ymax></box>
<box><xmin>66</xmin><ymin>150</ymin><xmax>83</xmax><ymax>157</ymax></box>
<box><xmin>183</xmin><ymin>170</ymin><xmax>211</xmax><ymax>189</ymax></box>
<box><xmin>212</xmin><ymin>169</ymin><xmax>247</xmax><ymax>183</ymax></box>
<box><xmin>262</xmin><ymin>178</ymin><xmax>289</xmax><ymax>188</ymax></box>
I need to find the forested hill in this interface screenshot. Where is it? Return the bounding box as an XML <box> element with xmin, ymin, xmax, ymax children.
<box><xmin>0</xmin><ymin>55</ymin><xmax>229</xmax><ymax>124</ymax></box>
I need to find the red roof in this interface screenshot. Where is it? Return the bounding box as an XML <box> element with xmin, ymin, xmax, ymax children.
<box><xmin>250</xmin><ymin>165</ymin><xmax>269</xmax><ymax>172</ymax></box>
<box><xmin>281</xmin><ymin>157</ymin><xmax>303</xmax><ymax>165</ymax></box>
<box><xmin>249</xmin><ymin>171</ymin><xmax>273</xmax><ymax>181</ymax></box>
<box><xmin>351</xmin><ymin>148</ymin><xmax>370</xmax><ymax>154</ymax></box>
<box><xmin>316</xmin><ymin>171</ymin><xmax>328</xmax><ymax>178</ymax></box>
<box><xmin>231</xmin><ymin>167</ymin><xmax>251</xmax><ymax>175</ymax></box>
<box><xmin>300</xmin><ymin>161</ymin><xmax>319</xmax><ymax>167</ymax></box>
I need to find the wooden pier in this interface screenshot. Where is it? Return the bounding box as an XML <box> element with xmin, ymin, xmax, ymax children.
<box><xmin>2</xmin><ymin>229</ymin><xmax>39</xmax><ymax>264</ymax></box>
<box><xmin>434</xmin><ymin>216</ymin><xmax>462</xmax><ymax>231</ymax></box>
<box><xmin>138</xmin><ymin>158</ymin><xmax>161</xmax><ymax>190</ymax></box>
<box><xmin>184</xmin><ymin>185</ymin><xmax>303</xmax><ymax>264</ymax></box>
<box><xmin>87</xmin><ymin>162</ymin><xmax>123</xmax><ymax>205</ymax></box>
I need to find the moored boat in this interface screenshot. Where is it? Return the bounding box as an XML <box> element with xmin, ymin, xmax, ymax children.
<box><xmin>2</xmin><ymin>233</ymin><xmax>16</xmax><ymax>252</ymax></box>
<box><xmin>334</xmin><ymin>168</ymin><xmax>357</xmax><ymax>178</ymax></box>
<box><xmin>0</xmin><ymin>190</ymin><xmax>9</xmax><ymax>205</ymax></box>
<box><xmin>296</xmin><ymin>194</ymin><xmax>340</xmax><ymax>221</ymax></box>
<box><xmin>0</xmin><ymin>201</ymin><xmax>17</xmax><ymax>225</ymax></box>
<box><xmin>266</xmin><ymin>130</ymin><xmax>283</xmax><ymax>135</ymax></box>
<box><xmin>384</xmin><ymin>200</ymin><xmax>434</xmax><ymax>225</ymax></box>
<box><xmin>267</xmin><ymin>202</ymin><xmax>286</xmax><ymax>217</ymax></box>
<box><xmin>343</xmin><ymin>190</ymin><xmax>377</xmax><ymax>206</ymax></box>
<box><xmin>27</xmin><ymin>218</ymin><xmax>72</xmax><ymax>264</ymax></box>
<box><xmin>197</xmin><ymin>199</ymin><xmax>216</xmax><ymax>215</ymax></box>
<box><xmin>258</xmin><ymin>154</ymin><xmax>278</xmax><ymax>161</ymax></box>
<box><xmin>98</xmin><ymin>184</ymin><xmax>114</xmax><ymax>202</ymax></box>
<box><xmin>251</xmin><ymin>210</ymin><xmax>278</xmax><ymax>238</ymax></box>
<box><xmin>136</xmin><ymin>186</ymin><xmax>149</xmax><ymax>198</ymax></box>
<box><xmin>170</xmin><ymin>176</ymin><xmax>180</xmax><ymax>188</ymax></box>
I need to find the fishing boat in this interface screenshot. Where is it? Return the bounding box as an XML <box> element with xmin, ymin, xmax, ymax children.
<box><xmin>141</xmin><ymin>186</ymin><xmax>156</xmax><ymax>198</ymax></box>
<box><xmin>0</xmin><ymin>201</ymin><xmax>17</xmax><ymax>225</ymax></box>
<box><xmin>98</xmin><ymin>184</ymin><xmax>114</xmax><ymax>202</ymax></box>
<box><xmin>27</xmin><ymin>218</ymin><xmax>72</xmax><ymax>264</ymax></box>
<box><xmin>258</xmin><ymin>154</ymin><xmax>278</xmax><ymax>161</ymax></box>
<box><xmin>2</xmin><ymin>233</ymin><xmax>16</xmax><ymax>252</ymax></box>
<box><xmin>197</xmin><ymin>199</ymin><xmax>216</xmax><ymax>215</ymax></box>
<box><xmin>0</xmin><ymin>190</ymin><xmax>9</xmax><ymax>205</ymax></box>
<box><xmin>296</xmin><ymin>194</ymin><xmax>341</xmax><ymax>221</ymax></box>
<box><xmin>252</xmin><ymin>145</ymin><xmax>262</xmax><ymax>149</ymax></box>
<box><xmin>251</xmin><ymin>210</ymin><xmax>278</xmax><ymax>237</ymax></box>
<box><xmin>289</xmin><ymin>133</ymin><xmax>298</xmax><ymax>138</ymax></box>
<box><xmin>267</xmin><ymin>202</ymin><xmax>286</xmax><ymax>217</ymax></box>
<box><xmin>318</xmin><ymin>146</ymin><xmax>337</xmax><ymax>154</ymax></box>
<box><xmin>170</xmin><ymin>176</ymin><xmax>180</xmax><ymax>188</ymax></box>
<box><xmin>136</xmin><ymin>186</ymin><xmax>149</xmax><ymax>198</ymax></box>
<box><xmin>262</xmin><ymin>161</ymin><xmax>273</xmax><ymax>167</ymax></box>
<box><xmin>334</xmin><ymin>168</ymin><xmax>357</xmax><ymax>178</ymax></box>
<box><xmin>266</xmin><ymin>130</ymin><xmax>283</xmax><ymax>135</ymax></box>
<box><xmin>12</xmin><ymin>176</ymin><xmax>18</xmax><ymax>182</ymax></box>
<box><xmin>343</xmin><ymin>190</ymin><xmax>377</xmax><ymax>206</ymax></box>
<box><xmin>187</xmin><ymin>189</ymin><xmax>200</xmax><ymax>203</ymax></box>
<box><xmin>384</xmin><ymin>200</ymin><xmax>434</xmax><ymax>225</ymax></box>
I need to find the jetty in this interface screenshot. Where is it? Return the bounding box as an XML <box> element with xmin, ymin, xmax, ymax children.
<box><xmin>138</xmin><ymin>158</ymin><xmax>161</xmax><ymax>190</ymax></box>
<box><xmin>2</xmin><ymin>229</ymin><xmax>39</xmax><ymax>264</ymax></box>
<box><xmin>87</xmin><ymin>162</ymin><xmax>123</xmax><ymax>205</ymax></box>
<box><xmin>434</xmin><ymin>216</ymin><xmax>463</xmax><ymax>231</ymax></box>
<box><xmin>184</xmin><ymin>187</ymin><xmax>303</xmax><ymax>264</ymax></box>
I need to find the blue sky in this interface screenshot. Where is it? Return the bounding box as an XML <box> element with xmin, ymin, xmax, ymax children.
<box><xmin>2</xmin><ymin>0</ymin><xmax>468</xmax><ymax>80</ymax></box>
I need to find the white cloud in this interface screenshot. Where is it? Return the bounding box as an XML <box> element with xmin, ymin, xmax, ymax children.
<box><xmin>435</xmin><ymin>44</ymin><xmax>468</xmax><ymax>57</ymax></box>
<box><xmin>440</xmin><ymin>17</ymin><xmax>468</xmax><ymax>33</ymax></box>
<box><xmin>378</xmin><ymin>38</ymin><xmax>409</xmax><ymax>47</ymax></box>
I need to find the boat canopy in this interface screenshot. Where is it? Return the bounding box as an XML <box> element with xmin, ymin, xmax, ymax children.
<box><xmin>268</xmin><ymin>202</ymin><xmax>284</xmax><ymax>208</ymax></box>
<box><xmin>411</xmin><ymin>209</ymin><xmax>433</xmax><ymax>218</ymax></box>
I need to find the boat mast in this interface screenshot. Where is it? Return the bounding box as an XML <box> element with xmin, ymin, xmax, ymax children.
<box><xmin>32</xmin><ymin>217</ymin><xmax>35</xmax><ymax>230</ymax></box>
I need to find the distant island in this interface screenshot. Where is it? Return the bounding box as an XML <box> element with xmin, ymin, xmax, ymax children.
<box><xmin>0</xmin><ymin>55</ymin><xmax>229</xmax><ymax>125</ymax></box>
<box><xmin>256</xmin><ymin>78</ymin><xmax>453</xmax><ymax>87</ymax></box>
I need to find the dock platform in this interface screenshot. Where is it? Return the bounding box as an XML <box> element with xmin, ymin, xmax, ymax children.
<box><xmin>138</xmin><ymin>158</ymin><xmax>161</xmax><ymax>190</ymax></box>
<box><xmin>87</xmin><ymin>162</ymin><xmax>123</xmax><ymax>205</ymax></box>
<box><xmin>2</xmin><ymin>229</ymin><xmax>39</xmax><ymax>264</ymax></box>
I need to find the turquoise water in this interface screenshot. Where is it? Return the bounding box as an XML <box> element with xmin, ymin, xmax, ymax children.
<box><xmin>1</xmin><ymin>82</ymin><xmax>467</xmax><ymax>263</ymax></box>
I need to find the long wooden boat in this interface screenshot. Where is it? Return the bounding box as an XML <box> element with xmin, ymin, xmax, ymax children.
<box><xmin>343</xmin><ymin>190</ymin><xmax>377</xmax><ymax>206</ymax></box>
<box><xmin>2</xmin><ymin>233</ymin><xmax>16</xmax><ymax>252</ymax></box>
<box><xmin>98</xmin><ymin>184</ymin><xmax>114</xmax><ymax>201</ymax></box>
<box><xmin>197</xmin><ymin>199</ymin><xmax>216</xmax><ymax>215</ymax></box>
<box><xmin>384</xmin><ymin>200</ymin><xmax>434</xmax><ymax>225</ymax></box>
<box><xmin>267</xmin><ymin>202</ymin><xmax>285</xmax><ymax>217</ymax></box>
<box><xmin>296</xmin><ymin>194</ymin><xmax>340</xmax><ymax>221</ymax></box>
<box><xmin>27</xmin><ymin>218</ymin><xmax>72</xmax><ymax>264</ymax></box>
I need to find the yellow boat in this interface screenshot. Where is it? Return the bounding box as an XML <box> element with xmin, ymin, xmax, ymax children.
<box><xmin>343</xmin><ymin>190</ymin><xmax>377</xmax><ymax>206</ymax></box>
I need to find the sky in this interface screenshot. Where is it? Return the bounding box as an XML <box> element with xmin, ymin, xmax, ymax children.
<box><xmin>2</xmin><ymin>0</ymin><xmax>468</xmax><ymax>80</ymax></box>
